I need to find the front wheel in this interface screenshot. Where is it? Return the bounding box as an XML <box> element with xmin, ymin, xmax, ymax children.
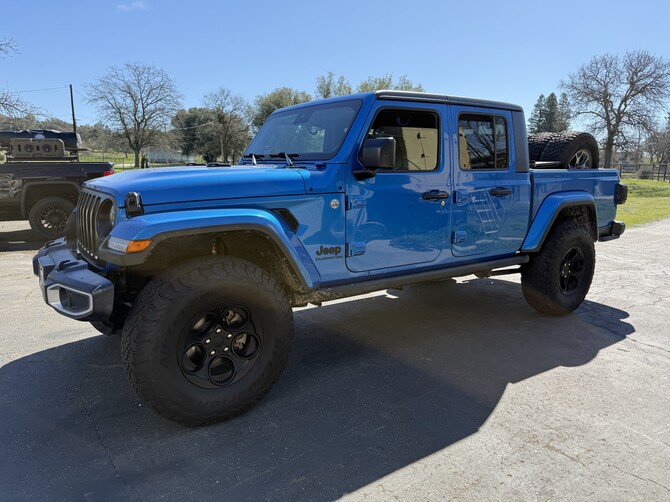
<box><xmin>521</xmin><ymin>220</ymin><xmax>595</xmax><ymax>315</ymax></box>
<box><xmin>121</xmin><ymin>256</ymin><xmax>294</xmax><ymax>425</ymax></box>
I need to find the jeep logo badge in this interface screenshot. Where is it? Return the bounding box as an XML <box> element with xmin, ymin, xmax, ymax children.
<box><xmin>316</xmin><ymin>245</ymin><xmax>341</xmax><ymax>256</ymax></box>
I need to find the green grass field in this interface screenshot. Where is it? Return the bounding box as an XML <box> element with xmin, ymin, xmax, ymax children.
<box><xmin>617</xmin><ymin>179</ymin><xmax>670</xmax><ymax>227</ymax></box>
<box><xmin>79</xmin><ymin>152</ymin><xmax>134</xmax><ymax>167</ymax></box>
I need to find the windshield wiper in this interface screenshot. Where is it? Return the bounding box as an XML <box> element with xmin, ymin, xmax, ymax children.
<box><xmin>268</xmin><ymin>152</ymin><xmax>300</xmax><ymax>167</ymax></box>
<box><xmin>242</xmin><ymin>153</ymin><xmax>265</xmax><ymax>166</ymax></box>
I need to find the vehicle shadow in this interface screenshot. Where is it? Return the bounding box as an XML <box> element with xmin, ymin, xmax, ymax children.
<box><xmin>0</xmin><ymin>227</ymin><xmax>46</xmax><ymax>252</ymax></box>
<box><xmin>0</xmin><ymin>278</ymin><xmax>634</xmax><ymax>501</ymax></box>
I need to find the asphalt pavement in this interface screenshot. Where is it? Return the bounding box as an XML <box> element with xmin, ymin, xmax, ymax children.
<box><xmin>0</xmin><ymin>219</ymin><xmax>668</xmax><ymax>501</ymax></box>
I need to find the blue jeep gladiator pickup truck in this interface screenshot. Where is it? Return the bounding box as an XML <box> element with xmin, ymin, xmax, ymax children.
<box><xmin>33</xmin><ymin>91</ymin><xmax>627</xmax><ymax>424</ymax></box>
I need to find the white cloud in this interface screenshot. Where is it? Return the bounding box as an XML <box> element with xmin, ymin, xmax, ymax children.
<box><xmin>116</xmin><ymin>1</ymin><xmax>149</xmax><ymax>12</ymax></box>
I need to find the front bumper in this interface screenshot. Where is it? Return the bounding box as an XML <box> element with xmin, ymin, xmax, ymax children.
<box><xmin>33</xmin><ymin>238</ymin><xmax>114</xmax><ymax>321</ymax></box>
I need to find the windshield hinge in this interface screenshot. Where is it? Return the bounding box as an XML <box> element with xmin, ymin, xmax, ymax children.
<box><xmin>346</xmin><ymin>242</ymin><xmax>366</xmax><ymax>257</ymax></box>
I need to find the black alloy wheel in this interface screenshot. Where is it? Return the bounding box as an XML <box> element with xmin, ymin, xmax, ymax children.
<box><xmin>179</xmin><ymin>304</ymin><xmax>263</xmax><ymax>388</ymax></box>
<box><xmin>559</xmin><ymin>247</ymin><xmax>586</xmax><ymax>296</ymax></box>
<box><xmin>28</xmin><ymin>196</ymin><xmax>75</xmax><ymax>239</ymax></box>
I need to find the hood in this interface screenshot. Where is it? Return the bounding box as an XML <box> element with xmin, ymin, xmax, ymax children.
<box><xmin>84</xmin><ymin>164</ymin><xmax>306</xmax><ymax>206</ymax></box>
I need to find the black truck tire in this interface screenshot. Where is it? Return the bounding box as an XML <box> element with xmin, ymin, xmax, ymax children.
<box><xmin>120</xmin><ymin>256</ymin><xmax>294</xmax><ymax>425</ymax></box>
<box><xmin>521</xmin><ymin>219</ymin><xmax>595</xmax><ymax>315</ymax></box>
<box><xmin>90</xmin><ymin>320</ymin><xmax>123</xmax><ymax>336</ymax></box>
<box><xmin>528</xmin><ymin>132</ymin><xmax>560</xmax><ymax>162</ymax></box>
<box><xmin>540</xmin><ymin>131</ymin><xmax>599</xmax><ymax>169</ymax></box>
<box><xmin>28</xmin><ymin>196</ymin><xmax>75</xmax><ymax>240</ymax></box>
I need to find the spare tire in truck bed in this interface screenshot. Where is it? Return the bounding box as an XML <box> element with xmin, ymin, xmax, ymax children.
<box><xmin>539</xmin><ymin>131</ymin><xmax>599</xmax><ymax>169</ymax></box>
<box><xmin>528</xmin><ymin>132</ymin><xmax>561</xmax><ymax>162</ymax></box>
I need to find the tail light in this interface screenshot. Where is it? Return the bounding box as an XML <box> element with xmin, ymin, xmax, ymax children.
<box><xmin>103</xmin><ymin>168</ymin><xmax>115</xmax><ymax>176</ymax></box>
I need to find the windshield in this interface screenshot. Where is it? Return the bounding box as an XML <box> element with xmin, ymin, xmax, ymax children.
<box><xmin>245</xmin><ymin>99</ymin><xmax>362</xmax><ymax>161</ymax></box>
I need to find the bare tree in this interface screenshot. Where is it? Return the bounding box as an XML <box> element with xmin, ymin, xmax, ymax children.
<box><xmin>0</xmin><ymin>37</ymin><xmax>17</xmax><ymax>58</ymax></box>
<box><xmin>203</xmin><ymin>88</ymin><xmax>250</xmax><ymax>162</ymax></box>
<box><xmin>646</xmin><ymin>114</ymin><xmax>670</xmax><ymax>164</ymax></box>
<box><xmin>0</xmin><ymin>38</ymin><xmax>36</xmax><ymax>117</ymax></box>
<box><xmin>562</xmin><ymin>50</ymin><xmax>670</xmax><ymax>167</ymax></box>
<box><xmin>86</xmin><ymin>63</ymin><xmax>182</xmax><ymax>167</ymax></box>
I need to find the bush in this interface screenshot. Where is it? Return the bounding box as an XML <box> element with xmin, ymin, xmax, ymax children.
<box><xmin>638</xmin><ymin>166</ymin><xmax>653</xmax><ymax>179</ymax></box>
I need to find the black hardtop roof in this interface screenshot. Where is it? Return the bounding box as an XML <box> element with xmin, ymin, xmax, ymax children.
<box><xmin>374</xmin><ymin>90</ymin><xmax>523</xmax><ymax>112</ymax></box>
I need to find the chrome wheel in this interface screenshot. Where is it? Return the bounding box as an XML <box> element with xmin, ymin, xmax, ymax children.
<box><xmin>568</xmin><ymin>148</ymin><xmax>592</xmax><ymax>169</ymax></box>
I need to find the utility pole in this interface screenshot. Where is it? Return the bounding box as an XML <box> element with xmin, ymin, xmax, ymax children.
<box><xmin>70</xmin><ymin>84</ymin><xmax>79</xmax><ymax>160</ymax></box>
<box><xmin>69</xmin><ymin>84</ymin><xmax>78</xmax><ymax>137</ymax></box>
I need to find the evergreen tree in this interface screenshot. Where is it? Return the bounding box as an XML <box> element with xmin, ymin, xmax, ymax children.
<box><xmin>528</xmin><ymin>94</ymin><xmax>546</xmax><ymax>134</ymax></box>
<box><xmin>528</xmin><ymin>92</ymin><xmax>571</xmax><ymax>133</ymax></box>
<box><xmin>544</xmin><ymin>93</ymin><xmax>559</xmax><ymax>131</ymax></box>
<box><xmin>557</xmin><ymin>92</ymin><xmax>571</xmax><ymax>131</ymax></box>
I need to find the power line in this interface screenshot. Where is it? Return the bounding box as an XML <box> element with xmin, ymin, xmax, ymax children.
<box><xmin>15</xmin><ymin>85</ymin><xmax>69</xmax><ymax>94</ymax></box>
<box><xmin>173</xmin><ymin>121</ymin><xmax>217</xmax><ymax>130</ymax></box>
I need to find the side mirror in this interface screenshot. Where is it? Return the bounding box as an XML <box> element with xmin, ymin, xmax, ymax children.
<box><xmin>361</xmin><ymin>137</ymin><xmax>396</xmax><ymax>169</ymax></box>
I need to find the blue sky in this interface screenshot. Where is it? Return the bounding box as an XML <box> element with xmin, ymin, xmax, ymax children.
<box><xmin>3</xmin><ymin>0</ymin><xmax>669</xmax><ymax>126</ymax></box>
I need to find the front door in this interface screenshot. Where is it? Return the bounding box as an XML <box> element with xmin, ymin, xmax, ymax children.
<box><xmin>345</xmin><ymin>103</ymin><xmax>451</xmax><ymax>272</ymax></box>
<box><xmin>450</xmin><ymin>107</ymin><xmax>530</xmax><ymax>257</ymax></box>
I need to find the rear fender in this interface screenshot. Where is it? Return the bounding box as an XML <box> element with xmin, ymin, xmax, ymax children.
<box><xmin>21</xmin><ymin>181</ymin><xmax>80</xmax><ymax>217</ymax></box>
<box><xmin>522</xmin><ymin>191</ymin><xmax>596</xmax><ymax>253</ymax></box>
<box><xmin>98</xmin><ymin>208</ymin><xmax>320</xmax><ymax>289</ymax></box>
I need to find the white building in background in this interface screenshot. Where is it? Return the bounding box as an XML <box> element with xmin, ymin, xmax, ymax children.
<box><xmin>143</xmin><ymin>148</ymin><xmax>196</xmax><ymax>165</ymax></box>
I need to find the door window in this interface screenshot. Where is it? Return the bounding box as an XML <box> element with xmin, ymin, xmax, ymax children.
<box><xmin>365</xmin><ymin>109</ymin><xmax>439</xmax><ymax>171</ymax></box>
<box><xmin>458</xmin><ymin>114</ymin><xmax>508</xmax><ymax>170</ymax></box>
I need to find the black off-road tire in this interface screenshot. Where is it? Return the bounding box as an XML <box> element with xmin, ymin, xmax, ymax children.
<box><xmin>528</xmin><ymin>132</ymin><xmax>560</xmax><ymax>162</ymax></box>
<box><xmin>120</xmin><ymin>256</ymin><xmax>294</xmax><ymax>425</ymax></box>
<box><xmin>28</xmin><ymin>196</ymin><xmax>75</xmax><ymax>240</ymax></box>
<box><xmin>521</xmin><ymin>220</ymin><xmax>595</xmax><ymax>315</ymax></box>
<box><xmin>90</xmin><ymin>320</ymin><xmax>123</xmax><ymax>336</ymax></box>
<box><xmin>540</xmin><ymin>131</ymin><xmax>599</xmax><ymax>169</ymax></box>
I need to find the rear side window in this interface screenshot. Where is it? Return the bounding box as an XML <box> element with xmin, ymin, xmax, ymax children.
<box><xmin>458</xmin><ymin>114</ymin><xmax>508</xmax><ymax>170</ymax></box>
<box><xmin>366</xmin><ymin>108</ymin><xmax>440</xmax><ymax>171</ymax></box>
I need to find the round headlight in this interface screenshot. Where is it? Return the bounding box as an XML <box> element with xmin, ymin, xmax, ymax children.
<box><xmin>97</xmin><ymin>199</ymin><xmax>116</xmax><ymax>238</ymax></box>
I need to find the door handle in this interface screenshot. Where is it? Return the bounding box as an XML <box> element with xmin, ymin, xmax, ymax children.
<box><xmin>422</xmin><ymin>190</ymin><xmax>450</xmax><ymax>201</ymax></box>
<box><xmin>489</xmin><ymin>187</ymin><xmax>512</xmax><ymax>196</ymax></box>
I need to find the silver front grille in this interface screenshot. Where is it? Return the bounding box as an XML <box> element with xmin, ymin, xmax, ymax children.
<box><xmin>77</xmin><ymin>190</ymin><xmax>103</xmax><ymax>260</ymax></box>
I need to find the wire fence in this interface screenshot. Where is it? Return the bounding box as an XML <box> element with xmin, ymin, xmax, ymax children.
<box><xmin>77</xmin><ymin>152</ymin><xmax>191</xmax><ymax>170</ymax></box>
<box><xmin>614</xmin><ymin>164</ymin><xmax>669</xmax><ymax>181</ymax></box>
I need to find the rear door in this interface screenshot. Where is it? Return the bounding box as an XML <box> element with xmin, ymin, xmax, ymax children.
<box><xmin>450</xmin><ymin>106</ymin><xmax>530</xmax><ymax>257</ymax></box>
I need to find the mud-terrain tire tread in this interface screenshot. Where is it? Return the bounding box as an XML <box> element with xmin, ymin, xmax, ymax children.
<box><xmin>120</xmin><ymin>256</ymin><xmax>293</xmax><ymax>425</ymax></box>
<box><xmin>521</xmin><ymin>219</ymin><xmax>595</xmax><ymax>315</ymax></box>
<box><xmin>539</xmin><ymin>131</ymin><xmax>599</xmax><ymax>168</ymax></box>
<box><xmin>528</xmin><ymin>132</ymin><xmax>561</xmax><ymax>162</ymax></box>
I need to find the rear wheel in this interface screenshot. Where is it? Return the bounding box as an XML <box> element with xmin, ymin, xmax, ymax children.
<box><xmin>521</xmin><ymin>220</ymin><xmax>595</xmax><ymax>315</ymax></box>
<box><xmin>121</xmin><ymin>256</ymin><xmax>294</xmax><ymax>425</ymax></box>
<box><xmin>28</xmin><ymin>196</ymin><xmax>75</xmax><ymax>240</ymax></box>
